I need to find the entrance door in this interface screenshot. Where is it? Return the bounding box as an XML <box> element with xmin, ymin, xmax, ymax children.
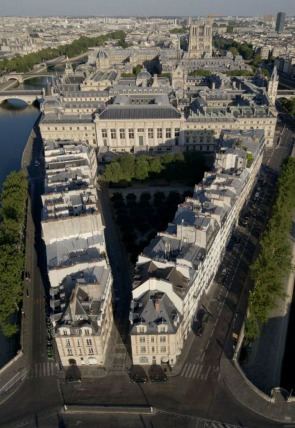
<box><xmin>139</xmin><ymin>136</ymin><xmax>144</xmax><ymax>146</ymax></box>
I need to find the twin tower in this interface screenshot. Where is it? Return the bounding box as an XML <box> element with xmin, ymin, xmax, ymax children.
<box><xmin>188</xmin><ymin>21</ymin><xmax>213</xmax><ymax>59</ymax></box>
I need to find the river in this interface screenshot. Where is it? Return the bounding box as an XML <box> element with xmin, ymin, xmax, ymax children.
<box><xmin>0</xmin><ymin>78</ymin><xmax>44</xmax><ymax>367</ymax></box>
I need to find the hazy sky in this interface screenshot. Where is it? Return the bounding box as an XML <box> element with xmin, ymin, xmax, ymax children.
<box><xmin>1</xmin><ymin>0</ymin><xmax>294</xmax><ymax>17</ymax></box>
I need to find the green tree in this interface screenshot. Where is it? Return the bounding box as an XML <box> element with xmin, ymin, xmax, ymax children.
<box><xmin>229</xmin><ymin>47</ymin><xmax>239</xmax><ymax>56</ymax></box>
<box><xmin>134</xmin><ymin>157</ymin><xmax>149</xmax><ymax>180</ymax></box>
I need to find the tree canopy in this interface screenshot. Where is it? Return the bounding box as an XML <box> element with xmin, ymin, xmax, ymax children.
<box><xmin>0</xmin><ymin>31</ymin><xmax>127</xmax><ymax>75</ymax></box>
<box><xmin>245</xmin><ymin>157</ymin><xmax>295</xmax><ymax>340</ymax></box>
<box><xmin>213</xmin><ymin>36</ymin><xmax>255</xmax><ymax>60</ymax></box>
<box><xmin>280</xmin><ymin>98</ymin><xmax>295</xmax><ymax>117</ymax></box>
<box><xmin>102</xmin><ymin>152</ymin><xmax>207</xmax><ymax>186</ymax></box>
<box><xmin>0</xmin><ymin>170</ymin><xmax>28</xmax><ymax>337</ymax></box>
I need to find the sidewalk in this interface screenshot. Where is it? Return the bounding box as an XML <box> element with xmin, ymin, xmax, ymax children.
<box><xmin>219</xmin><ymin>211</ymin><xmax>295</xmax><ymax>423</ymax></box>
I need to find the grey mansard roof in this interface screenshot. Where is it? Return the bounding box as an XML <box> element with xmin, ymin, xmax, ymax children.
<box><xmin>98</xmin><ymin>105</ymin><xmax>181</xmax><ymax>120</ymax></box>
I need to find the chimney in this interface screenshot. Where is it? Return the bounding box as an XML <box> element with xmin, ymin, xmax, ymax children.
<box><xmin>212</xmin><ymin>82</ymin><xmax>215</xmax><ymax>90</ymax></box>
<box><xmin>155</xmin><ymin>298</ymin><xmax>160</xmax><ymax>312</ymax></box>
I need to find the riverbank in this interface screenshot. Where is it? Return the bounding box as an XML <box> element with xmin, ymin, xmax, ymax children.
<box><xmin>0</xmin><ymin>112</ymin><xmax>41</xmax><ymax>369</ymax></box>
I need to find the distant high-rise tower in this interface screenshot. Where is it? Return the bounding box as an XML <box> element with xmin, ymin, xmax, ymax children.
<box><xmin>275</xmin><ymin>12</ymin><xmax>286</xmax><ymax>33</ymax></box>
<box><xmin>188</xmin><ymin>21</ymin><xmax>212</xmax><ymax>59</ymax></box>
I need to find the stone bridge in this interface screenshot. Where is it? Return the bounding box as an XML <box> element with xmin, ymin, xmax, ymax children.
<box><xmin>0</xmin><ymin>71</ymin><xmax>61</xmax><ymax>85</ymax></box>
<box><xmin>276</xmin><ymin>90</ymin><xmax>295</xmax><ymax>100</ymax></box>
<box><xmin>0</xmin><ymin>90</ymin><xmax>44</xmax><ymax>105</ymax></box>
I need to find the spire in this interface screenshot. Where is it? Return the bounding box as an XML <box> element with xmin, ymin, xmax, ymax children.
<box><xmin>271</xmin><ymin>65</ymin><xmax>278</xmax><ymax>81</ymax></box>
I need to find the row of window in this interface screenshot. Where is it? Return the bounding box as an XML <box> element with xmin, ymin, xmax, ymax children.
<box><xmin>63</xmin><ymin>329</ymin><xmax>91</xmax><ymax>335</ymax></box>
<box><xmin>137</xmin><ymin>325</ymin><xmax>167</xmax><ymax>333</ymax></box>
<box><xmin>65</xmin><ymin>338</ymin><xmax>93</xmax><ymax>347</ymax></box>
<box><xmin>103</xmin><ymin>128</ymin><xmax>180</xmax><ymax>140</ymax></box>
<box><xmin>185</xmin><ymin>137</ymin><xmax>212</xmax><ymax>143</ymax></box>
<box><xmin>139</xmin><ymin>346</ymin><xmax>167</xmax><ymax>353</ymax></box>
<box><xmin>67</xmin><ymin>348</ymin><xmax>94</xmax><ymax>356</ymax></box>
<box><xmin>138</xmin><ymin>336</ymin><xmax>166</xmax><ymax>343</ymax></box>
<box><xmin>46</xmin><ymin>126</ymin><xmax>93</xmax><ymax>132</ymax></box>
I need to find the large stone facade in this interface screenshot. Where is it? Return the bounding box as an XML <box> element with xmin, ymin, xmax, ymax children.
<box><xmin>188</xmin><ymin>22</ymin><xmax>213</xmax><ymax>59</ymax></box>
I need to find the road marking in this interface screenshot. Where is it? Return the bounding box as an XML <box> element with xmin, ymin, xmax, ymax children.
<box><xmin>193</xmin><ymin>364</ymin><xmax>203</xmax><ymax>378</ymax></box>
<box><xmin>184</xmin><ymin>363</ymin><xmax>193</xmax><ymax>378</ymax></box>
<box><xmin>203</xmin><ymin>366</ymin><xmax>211</xmax><ymax>380</ymax></box>
<box><xmin>187</xmin><ymin>364</ymin><xmax>196</xmax><ymax>378</ymax></box>
<box><xmin>180</xmin><ymin>363</ymin><xmax>189</xmax><ymax>377</ymax></box>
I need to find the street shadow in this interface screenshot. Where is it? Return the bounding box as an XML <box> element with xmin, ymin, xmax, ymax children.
<box><xmin>64</xmin><ymin>364</ymin><xmax>82</xmax><ymax>382</ymax></box>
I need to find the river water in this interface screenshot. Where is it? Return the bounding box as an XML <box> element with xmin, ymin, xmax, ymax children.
<box><xmin>0</xmin><ymin>78</ymin><xmax>43</xmax><ymax>367</ymax></box>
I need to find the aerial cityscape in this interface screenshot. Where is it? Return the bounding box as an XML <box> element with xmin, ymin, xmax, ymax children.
<box><xmin>0</xmin><ymin>3</ymin><xmax>295</xmax><ymax>428</ymax></box>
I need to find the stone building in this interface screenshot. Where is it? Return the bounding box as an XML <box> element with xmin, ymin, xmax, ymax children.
<box><xmin>129</xmin><ymin>129</ymin><xmax>265</xmax><ymax>366</ymax></box>
<box><xmin>188</xmin><ymin>22</ymin><xmax>213</xmax><ymax>59</ymax></box>
<box><xmin>41</xmin><ymin>140</ymin><xmax>114</xmax><ymax>369</ymax></box>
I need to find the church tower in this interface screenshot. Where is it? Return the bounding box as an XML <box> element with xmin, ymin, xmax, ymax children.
<box><xmin>188</xmin><ymin>21</ymin><xmax>212</xmax><ymax>59</ymax></box>
<box><xmin>267</xmin><ymin>66</ymin><xmax>279</xmax><ymax>105</ymax></box>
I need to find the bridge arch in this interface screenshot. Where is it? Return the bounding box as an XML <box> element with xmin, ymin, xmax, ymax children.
<box><xmin>0</xmin><ymin>96</ymin><xmax>42</xmax><ymax>107</ymax></box>
<box><xmin>6</xmin><ymin>76</ymin><xmax>23</xmax><ymax>84</ymax></box>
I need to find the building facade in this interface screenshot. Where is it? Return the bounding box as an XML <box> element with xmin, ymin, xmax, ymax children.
<box><xmin>129</xmin><ymin>129</ymin><xmax>265</xmax><ymax>366</ymax></box>
<box><xmin>41</xmin><ymin>140</ymin><xmax>114</xmax><ymax>368</ymax></box>
<box><xmin>188</xmin><ymin>22</ymin><xmax>212</xmax><ymax>59</ymax></box>
<box><xmin>275</xmin><ymin>12</ymin><xmax>286</xmax><ymax>33</ymax></box>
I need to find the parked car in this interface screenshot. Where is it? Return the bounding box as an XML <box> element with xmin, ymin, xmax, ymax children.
<box><xmin>129</xmin><ymin>365</ymin><xmax>148</xmax><ymax>383</ymax></box>
<box><xmin>130</xmin><ymin>373</ymin><xmax>148</xmax><ymax>383</ymax></box>
<box><xmin>24</xmin><ymin>271</ymin><xmax>31</xmax><ymax>281</ymax></box>
<box><xmin>149</xmin><ymin>365</ymin><xmax>167</xmax><ymax>383</ymax></box>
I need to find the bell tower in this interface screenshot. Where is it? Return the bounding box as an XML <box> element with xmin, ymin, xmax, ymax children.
<box><xmin>267</xmin><ymin>66</ymin><xmax>279</xmax><ymax>105</ymax></box>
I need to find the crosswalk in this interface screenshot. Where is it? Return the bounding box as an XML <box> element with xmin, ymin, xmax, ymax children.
<box><xmin>29</xmin><ymin>362</ymin><xmax>56</xmax><ymax>378</ymax></box>
<box><xmin>202</xmin><ymin>423</ymin><xmax>247</xmax><ymax>428</ymax></box>
<box><xmin>180</xmin><ymin>363</ymin><xmax>220</xmax><ymax>382</ymax></box>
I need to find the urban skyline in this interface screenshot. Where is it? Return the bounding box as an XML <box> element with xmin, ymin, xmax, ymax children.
<box><xmin>0</xmin><ymin>0</ymin><xmax>294</xmax><ymax>17</ymax></box>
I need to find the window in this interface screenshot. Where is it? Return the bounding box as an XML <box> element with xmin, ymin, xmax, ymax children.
<box><xmin>138</xmin><ymin>128</ymin><xmax>144</xmax><ymax>133</ymax></box>
<box><xmin>160</xmin><ymin>336</ymin><xmax>166</xmax><ymax>342</ymax></box>
<box><xmin>88</xmin><ymin>348</ymin><xmax>94</xmax><ymax>355</ymax></box>
<box><xmin>160</xmin><ymin>326</ymin><xmax>166</xmax><ymax>333</ymax></box>
<box><xmin>150</xmin><ymin>336</ymin><xmax>155</xmax><ymax>343</ymax></box>
<box><xmin>77</xmin><ymin>340</ymin><xmax>81</xmax><ymax>347</ymax></box>
<box><xmin>102</xmin><ymin>129</ymin><xmax>107</xmax><ymax>138</ymax></box>
<box><xmin>111</xmin><ymin>129</ymin><xmax>116</xmax><ymax>139</ymax></box>
<box><xmin>148</xmin><ymin>128</ymin><xmax>154</xmax><ymax>139</ymax></box>
<box><xmin>119</xmin><ymin>129</ymin><xmax>125</xmax><ymax>139</ymax></box>
<box><xmin>67</xmin><ymin>349</ymin><xmax>73</xmax><ymax>356</ymax></box>
<box><xmin>140</xmin><ymin>346</ymin><xmax>146</xmax><ymax>353</ymax></box>
<box><xmin>129</xmin><ymin>129</ymin><xmax>134</xmax><ymax>139</ymax></box>
<box><xmin>84</xmin><ymin>329</ymin><xmax>90</xmax><ymax>335</ymax></box>
<box><xmin>151</xmin><ymin>346</ymin><xmax>155</xmax><ymax>353</ymax></box>
<box><xmin>166</xmin><ymin>129</ymin><xmax>171</xmax><ymax>138</ymax></box>
<box><xmin>138</xmin><ymin>326</ymin><xmax>145</xmax><ymax>333</ymax></box>
<box><xmin>63</xmin><ymin>330</ymin><xmax>68</xmax><ymax>335</ymax></box>
<box><xmin>65</xmin><ymin>339</ymin><xmax>71</xmax><ymax>347</ymax></box>
<box><xmin>139</xmin><ymin>337</ymin><xmax>145</xmax><ymax>343</ymax></box>
<box><xmin>157</xmin><ymin>128</ymin><xmax>162</xmax><ymax>139</ymax></box>
<box><xmin>175</xmin><ymin>128</ymin><xmax>180</xmax><ymax>137</ymax></box>
<box><xmin>160</xmin><ymin>346</ymin><xmax>166</xmax><ymax>353</ymax></box>
<box><xmin>86</xmin><ymin>339</ymin><xmax>92</xmax><ymax>346</ymax></box>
